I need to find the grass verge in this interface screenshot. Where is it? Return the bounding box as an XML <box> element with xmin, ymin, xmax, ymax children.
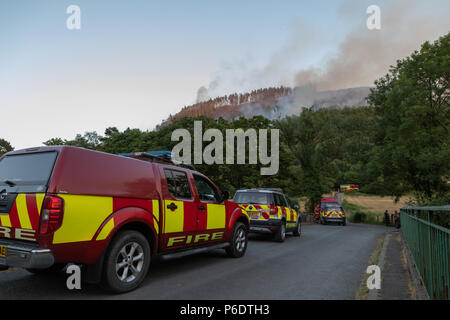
<box><xmin>342</xmin><ymin>200</ymin><xmax>384</xmax><ymax>225</ymax></box>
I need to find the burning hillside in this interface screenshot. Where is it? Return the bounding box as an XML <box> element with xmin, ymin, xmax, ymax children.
<box><xmin>160</xmin><ymin>86</ymin><xmax>371</xmax><ymax>126</ymax></box>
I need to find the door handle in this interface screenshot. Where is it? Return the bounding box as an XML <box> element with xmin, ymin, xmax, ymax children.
<box><xmin>198</xmin><ymin>205</ymin><xmax>207</xmax><ymax>211</ymax></box>
<box><xmin>167</xmin><ymin>203</ymin><xmax>178</xmax><ymax>211</ymax></box>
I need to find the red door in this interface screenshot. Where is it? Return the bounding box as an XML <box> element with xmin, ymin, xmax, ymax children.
<box><xmin>159</xmin><ymin>167</ymin><xmax>197</xmax><ymax>251</ymax></box>
<box><xmin>192</xmin><ymin>174</ymin><xmax>227</xmax><ymax>243</ymax></box>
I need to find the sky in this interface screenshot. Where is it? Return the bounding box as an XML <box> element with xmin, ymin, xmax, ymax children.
<box><xmin>0</xmin><ymin>0</ymin><xmax>449</xmax><ymax>149</ymax></box>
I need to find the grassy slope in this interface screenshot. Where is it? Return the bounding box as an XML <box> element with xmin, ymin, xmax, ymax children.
<box><xmin>342</xmin><ymin>192</ymin><xmax>410</xmax><ymax>225</ymax></box>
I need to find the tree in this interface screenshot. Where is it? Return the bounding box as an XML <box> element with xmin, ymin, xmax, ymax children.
<box><xmin>368</xmin><ymin>32</ymin><xmax>450</xmax><ymax>204</ymax></box>
<box><xmin>0</xmin><ymin>138</ymin><xmax>14</xmax><ymax>156</ymax></box>
<box><xmin>43</xmin><ymin>138</ymin><xmax>66</xmax><ymax>146</ymax></box>
<box><xmin>44</xmin><ymin>132</ymin><xmax>103</xmax><ymax>150</ymax></box>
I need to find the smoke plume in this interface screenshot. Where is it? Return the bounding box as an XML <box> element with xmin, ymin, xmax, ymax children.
<box><xmin>294</xmin><ymin>0</ymin><xmax>450</xmax><ymax>91</ymax></box>
<box><xmin>197</xmin><ymin>0</ymin><xmax>450</xmax><ymax>106</ymax></box>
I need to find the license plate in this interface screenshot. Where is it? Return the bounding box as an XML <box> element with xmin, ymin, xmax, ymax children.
<box><xmin>248</xmin><ymin>212</ymin><xmax>260</xmax><ymax>219</ymax></box>
<box><xmin>0</xmin><ymin>245</ymin><xmax>6</xmax><ymax>258</ymax></box>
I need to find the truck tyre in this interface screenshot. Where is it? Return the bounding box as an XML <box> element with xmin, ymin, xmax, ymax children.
<box><xmin>101</xmin><ymin>230</ymin><xmax>151</xmax><ymax>293</ymax></box>
<box><xmin>274</xmin><ymin>222</ymin><xmax>286</xmax><ymax>242</ymax></box>
<box><xmin>342</xmin><ymin>219</ymin><xmax>346</xmax><ymax>226</ymax></box>
<box><xmin>292</xmin><ymin>219</ymin><xmax>301</xmax><ymax>237</ymax></box>
<box><xmin>226</xmin><ymin>222</ymin><xmax>248</xmax><ymax>258</ymax></box>
<box><xmin>26</xmin><ymin>263</ymin><xmax>67</xmax><ymax>274</ymax></box>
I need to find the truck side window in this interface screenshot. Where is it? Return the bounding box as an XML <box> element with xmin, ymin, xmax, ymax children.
<box><xmin>193</xmin><ymin>175</ymin><xmax>220</xmax><ymax>202</ymax></box>
<box><xmin>273</xmin><ymin>194</ymin><xmax>281</xmax><ymax>206</ymax></box>
<box><xmin>164</xmin><ymin>169</ymin><xmax>192</xmax><ymax>200</ymax></box>
<box><xmin>268</xmin><ymin>193</ymin><xmax>275</xmax><ymax>206</ymax></box>
<box><xmin>282</xmin><ymin>195</ymin><xmax>291</xmax><ymax>208</ymax></box>
<box><xmin>274</xmin><ymin>193</ymin><xmax>288</xmax><ymax>207</ymax></box>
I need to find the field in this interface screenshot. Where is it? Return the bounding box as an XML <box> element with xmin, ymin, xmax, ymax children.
<box><xmin>342</xmin><ymin>192</ymin><xmax>411</xmax><ymax>225</ymax></box>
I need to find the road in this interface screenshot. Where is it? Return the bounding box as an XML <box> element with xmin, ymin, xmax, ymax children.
<box><xmin>0</xmin><ymin>223</ymin><xmax>387</xmax><ymax>300</ymax></box>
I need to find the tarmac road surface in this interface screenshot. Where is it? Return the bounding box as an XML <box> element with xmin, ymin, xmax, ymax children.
<box><xmin>0</xmin><ymin>223</ymin><xmax>387</xmax><ymax>300</ymax></box>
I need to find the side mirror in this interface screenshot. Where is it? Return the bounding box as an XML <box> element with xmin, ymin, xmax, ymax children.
<box><xmin>222</xmin><ymin>190</ymin><xmax>230</xmax><ymax>201</ymax></box>
<box><xmin>294</xmin><ymin>205</ymin><xmax>300</xmax><ymax>210</ymax></box>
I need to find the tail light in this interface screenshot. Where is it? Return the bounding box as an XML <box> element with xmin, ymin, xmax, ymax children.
<box><xmin>270</xmin><ymin>206</ymin><xmax>278</xmax><ymax>216</ymax></box>
<box><xmin>39</xmin><ymin>195</ymin><xmax>64</xmax><ymax>234</ymax></box>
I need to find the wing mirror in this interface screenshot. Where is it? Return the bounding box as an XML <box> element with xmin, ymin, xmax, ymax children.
<box><xmin>293</xmin><ymin>205</ymin><xmax>300</xmax><ymax>210</ymax></box>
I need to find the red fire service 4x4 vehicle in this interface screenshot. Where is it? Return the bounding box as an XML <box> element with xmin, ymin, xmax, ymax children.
<box><xmin>0</xmin><ymin>147</ymin><xmax>249</xmax><ymax>293</ymax></box>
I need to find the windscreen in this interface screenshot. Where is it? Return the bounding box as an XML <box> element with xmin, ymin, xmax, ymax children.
<box><xmin>233</xmin><ymin>192</ymin><xmax>272</xmax><ymax>205</ymax></box>
<box><xmin>0</xmin><ymin>151</ymin><xmax>58</xmax><ymax>193</ymax></box>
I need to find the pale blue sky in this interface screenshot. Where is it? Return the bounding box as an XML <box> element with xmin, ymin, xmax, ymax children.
<box><xmin>0</xmin><ymin>0</ymin><xmax>449</xmax><ymax>149</ymax></box>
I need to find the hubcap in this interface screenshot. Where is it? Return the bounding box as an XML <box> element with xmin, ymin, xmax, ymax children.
<box><xmin>235</xmin><ymin>228</ymin><xmax>246</xmax><ymax>252</ymax></box>
<box><xmin>115</xmin><ymin>242</ymin><xmax>144</xmax><ymax>283</ymax></box>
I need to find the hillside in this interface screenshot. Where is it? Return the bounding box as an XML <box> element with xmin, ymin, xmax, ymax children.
<box><xmin>160</xmin><ymin>86</ymin><xmax>371</xmax><ymax>126</ymax></box>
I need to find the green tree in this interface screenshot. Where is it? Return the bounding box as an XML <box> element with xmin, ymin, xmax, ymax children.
<box><xmin>0</xmin><ymin>138</ymin><xmax>14</xmax><ymax>156</ymax></box>
<box><xmin>43</xmin><ymin>137</ymin><xmax>66</xmax><ymax>146</ymax></box>
<box><xmin>368</xmin><ymin>32</ymin><xmax>450</xmax><ymax>204</ymax></box>
<box><xmin>44</xmin><ymin>132</ymin><xmax>103</xmax><ymax>150</ymax></box>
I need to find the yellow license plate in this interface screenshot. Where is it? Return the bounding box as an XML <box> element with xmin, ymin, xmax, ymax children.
<box><xmin>0</xmin><ymin>245</ymin><xmax>6</xmax><ymax>258</ymax></box>
<box><xmin>248</xmin><ymin>212</ymin><xmax>260</xmax><ymax>218</ymax></box>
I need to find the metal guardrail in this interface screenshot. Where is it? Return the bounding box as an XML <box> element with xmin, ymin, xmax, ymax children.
<box><xmin>400</xmin><ymin>206</ymin><xmax>450</xmax><ymax>300</ymax></box>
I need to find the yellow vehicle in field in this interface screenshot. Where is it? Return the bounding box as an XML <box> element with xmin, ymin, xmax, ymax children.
<box><xmin>340</xmin><ymin>184</ymin><xmax>359</xmax><ymax>192</ymax></box>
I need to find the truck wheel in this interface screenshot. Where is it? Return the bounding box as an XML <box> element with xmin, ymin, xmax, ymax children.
<box><xmin>342</xmin><ymin>219</ymin><xmax>347</xmax><ymax>226</ymax></box>
<box><xmin>292</xmin><ymin>219</ymin><xmax>301</xmax><ymax>237</ymax></box>
<box><xmin>274</xmin><ymin>222</ymin><xmax>286</xmax><ymax>242</ymax></box>
<box><xmin>226</xmin><ymin>222</ymin><xmax>248</xmax><ymax>258</ymax></box>
<box><xmin>26</xmin><ymin>263</ymin><xmax>67</xmax><ymax>274</ymax></box>
<box><xmin>101</xmin><ymin>230</ymin><xmax>151</xmax><ymax>293</ymax></box>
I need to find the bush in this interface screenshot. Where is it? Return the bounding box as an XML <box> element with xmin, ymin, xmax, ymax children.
<box><xmin>351</xmin><ymin>211</ymin><xmax>367</xmax><ymax>223</ymax></box>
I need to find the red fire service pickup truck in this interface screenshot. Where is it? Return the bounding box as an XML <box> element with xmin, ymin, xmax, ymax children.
<box><xmin>0</xmin><ymin>147</ymin><xmax>249</xmax><ymax>293</ymax></box>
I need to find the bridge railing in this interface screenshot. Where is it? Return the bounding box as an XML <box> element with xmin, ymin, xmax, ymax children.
<box><xmin>400</xmin><ymin>206</ymin><xmax>450</xmax><ymax>300</ymax></box>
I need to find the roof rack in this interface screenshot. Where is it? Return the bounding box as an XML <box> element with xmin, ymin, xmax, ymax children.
<box><xmin>118</xmin><ymin>151</ymin><xmax>196</xmax><ymax>170</ymax></box>
<box><xmin>258</xmin><ymin>188</ymin><xmax>284</xmax><ymax>193</ymax></box>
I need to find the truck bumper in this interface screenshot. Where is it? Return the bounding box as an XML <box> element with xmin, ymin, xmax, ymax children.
<box><xmin>249</xmin><ymin>219</ymin><xmax>282</xmax><ymax>233</ymax></box>
<box><xmin>0</xmin><ymin>239</ymin><xmax>54</xmax><ymax>269</ymax></box>
<box><xmin>322</xmin><ymin>217</ymin><xmax>345</xmax><ymax>223</ymax></box>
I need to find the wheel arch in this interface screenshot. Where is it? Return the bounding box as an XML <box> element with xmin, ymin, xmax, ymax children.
<box><xmin>226</xmin><ymin>207</ymin><xmax>250</xmax><ymax>239</ymax></box>
<box><xmin>110</xmin><ymin>220</ymin><xmax>157</xmax><ymax>255</ymax></box>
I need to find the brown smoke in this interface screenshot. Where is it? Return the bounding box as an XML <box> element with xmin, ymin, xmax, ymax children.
<box><xmin>194</xmin><ymin>0</ymin><xmax>450</xmax><ymax>110</ymax></box>
<box><xmin>294</xmin><ymin>0</ymin><xmax>450</xmax><ymax>91</ymax></box>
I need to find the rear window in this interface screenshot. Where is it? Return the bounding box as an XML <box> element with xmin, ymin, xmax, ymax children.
<box><xmin>233</xmin><ymin>191</ymin><xmax>273</xmax><ymax>205</ymax></box>
<box><xmin>322</xmin><ymin>202</ymin><xmax>341</xmax><ymax>209</ymax></box>
<box><xmin>0</xmin><ymin>151</ymin><xmax>58</xmax><ymax>193</ymax></box>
